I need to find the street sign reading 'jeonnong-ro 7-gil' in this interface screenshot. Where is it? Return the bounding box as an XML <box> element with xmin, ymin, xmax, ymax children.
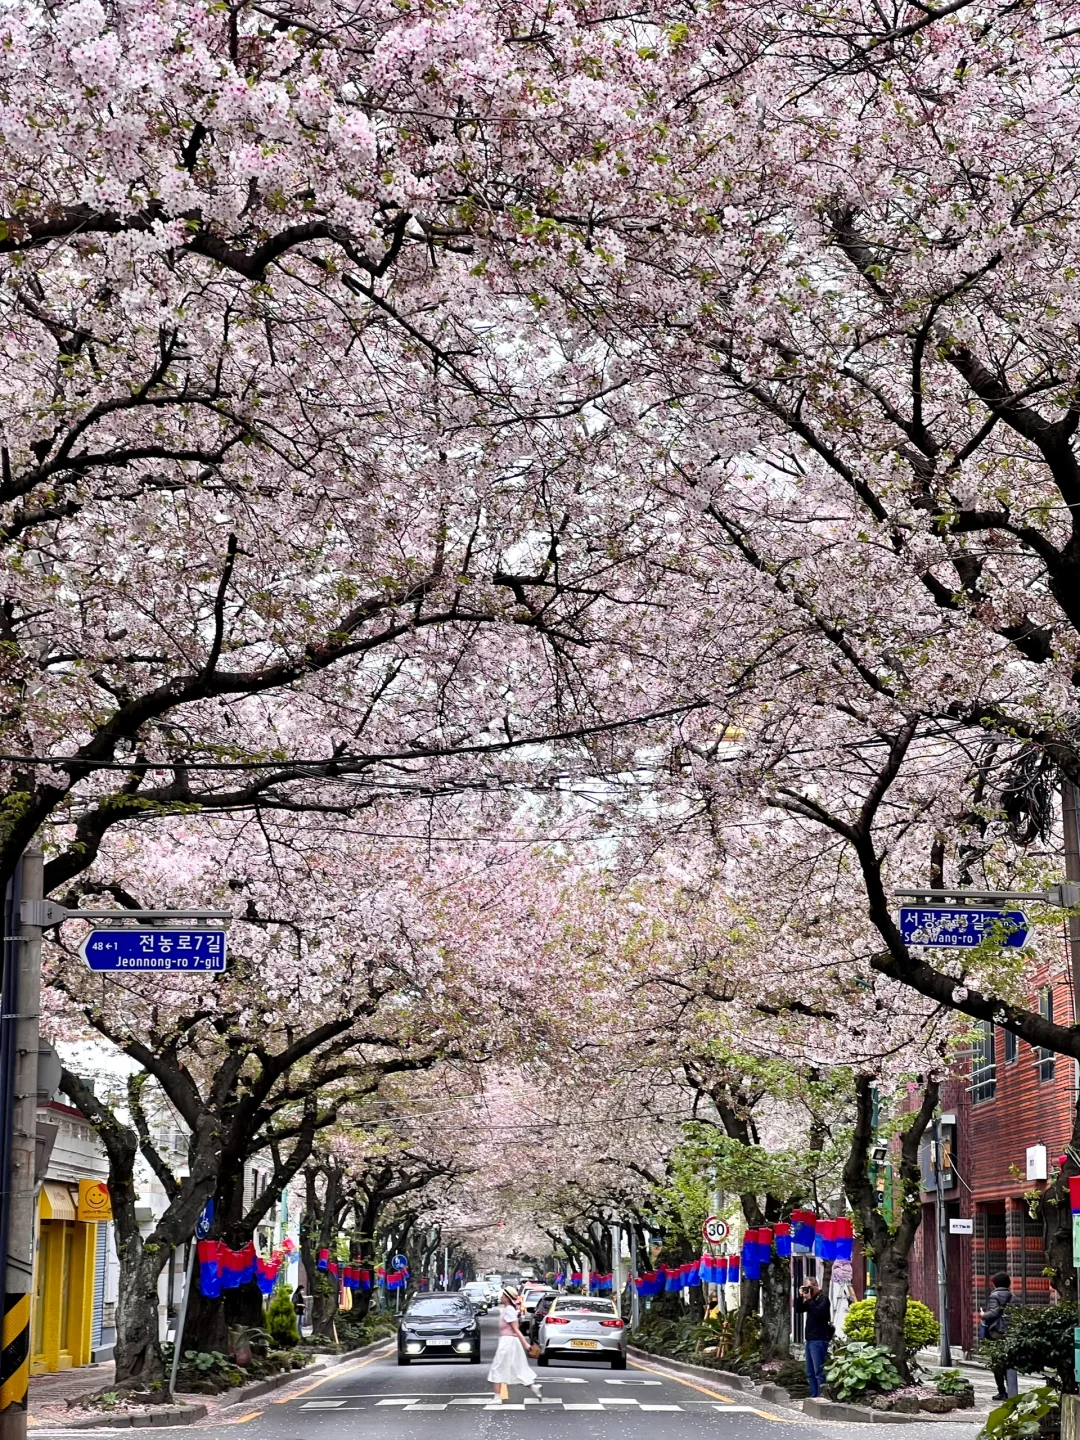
<box><xmin>897</xmin><ymin>906</ymin><xmax>1029</xmax><ymax>949</ymax></box>
<box><xmin>79</xmin><ymin>928</ymin><xmax>228</xmax><ymax>972</ymax></box>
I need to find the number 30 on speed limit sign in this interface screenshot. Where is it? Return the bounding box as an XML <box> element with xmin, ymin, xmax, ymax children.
<box><xmin>702</xmin><ymin>1215</ymin><xmax>729</xmax><ymax>1246</ymax></box>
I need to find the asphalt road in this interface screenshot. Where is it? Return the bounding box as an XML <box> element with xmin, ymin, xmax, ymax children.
<box><xmin>31</xmin><ymin>1317</ymin><xmax>990</xmax><ymax>1439</ymax></box>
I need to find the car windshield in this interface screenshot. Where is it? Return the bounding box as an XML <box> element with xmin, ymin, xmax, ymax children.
<box><xmin>407</xmin><ymin>1298</ymin><xmax>468</xmax><ymax>1317</ymax></box>
<box><xmin>552</xmin><ymin>1299</ymin><xmax>616</xmax><ymax>1315</ymax></box>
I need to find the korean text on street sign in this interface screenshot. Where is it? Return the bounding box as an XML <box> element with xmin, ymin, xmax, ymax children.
<box><xmin>702</xmin><ymin>1216</ymin><xmax>729</xmax><ymax>1246</ymax></box>
<box><xmin>898</xmin><ymin>907</ymin><xmax>1028</xmax><ymax>949</ymax></box>
<box><xmin>80</xmin><ymin>928</ymin><xmax>227</xmax><ymax>972</ymax></box>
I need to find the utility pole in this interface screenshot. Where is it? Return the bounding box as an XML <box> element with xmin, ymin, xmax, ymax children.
<box><xmin>0</xmin><ymin>850</ymin><xmax>42</xmax><ymax>1440</ymax></box>
<box><xmin>933</xmin><ymin>1116</ymin><xmax>951</xmax><ymax>1367</ymax></box>
<box><xmin>629</xmin><ymin>1229</ymin><xmax>640</xmax><ymax>1331</ymax></box>
<box><xmin>1062</xmin><ymin>784</ymin><xmax>1080</xmax><ymax>1028</ymax></box>
<box><xmin>1063</xmin><ymin>782</ymin><xmax>1080</xmax><ymax>1329</ymax></box>
<box><xmin>610</xmin><ymin>1218</ymin><xmax>621</xmax><ymax>1314</ymax></box>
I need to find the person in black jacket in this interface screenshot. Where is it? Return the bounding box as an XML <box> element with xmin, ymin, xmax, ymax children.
<box><xmin>982</xmin><ymin>1272</ymin><xmax>1017</xmax><ymax>1401</ymax></box>
<box><xmin>794</xmin><ymin>1279</ymin><xmax>832</xmax><ymax>1397</ymax></box>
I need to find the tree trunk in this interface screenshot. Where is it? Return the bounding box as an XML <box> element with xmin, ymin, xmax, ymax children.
<box><xmin>60</xmin><ymin>1066</ymin><xmax>217</xmax><ymax>1391</ymax></box>
<box><xmin>843</xmin><ymin>1075</ymin><xmax>939</xmax><ymax>1383</ymax></box>
<box><xmin>759</xmin><ymin>1255</ymin><xmax>791</xmax><ymax>1361</ymax></box>
<box><xmin>1041</xmin><ymin>1088</ymin><xmax>1080</xmax><ymax>1299</ymax></box>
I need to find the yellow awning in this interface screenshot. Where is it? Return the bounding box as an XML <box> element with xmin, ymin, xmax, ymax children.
<box><xmin>40</xmin><ymin>1182</ymin><xmax>76</xmax><ymax>1222</ymax></box>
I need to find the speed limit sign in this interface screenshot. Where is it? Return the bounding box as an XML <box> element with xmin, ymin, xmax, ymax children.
<box><xmin>702</xmin><ymin>1215</ymin><xmax>729</xmax><ymax>1246</ymax></box>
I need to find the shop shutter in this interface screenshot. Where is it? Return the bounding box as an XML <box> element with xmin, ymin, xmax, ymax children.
<box><xmin>92</xmin><ymin>1223</ymin><xmax>107</xmax><ymax>1349</ymax></box>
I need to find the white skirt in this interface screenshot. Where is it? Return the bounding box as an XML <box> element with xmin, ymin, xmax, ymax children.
<box><xmin>486</xmin><ymin>1335</ymin><xmax>536</xmax><ymax>1386</ymax></box>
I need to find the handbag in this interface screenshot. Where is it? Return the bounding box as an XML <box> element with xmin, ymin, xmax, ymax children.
<box><xmin>527</xmin><ymin>1342</ymin><xmax>541</xmax><ymax>1358</ymax></box>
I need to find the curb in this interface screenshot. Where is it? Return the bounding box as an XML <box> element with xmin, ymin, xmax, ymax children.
<box><xmin>46</xmin><ymin>1405</ymin><xmax>209</xmax><ymax>1431</ymax></box>
<box><xmin>626</xmin><ymin>1346</ymin><xmax>756</xmax><ymax>1391</ymax></box>
<box><xmin>40</xmin><ymin>1336</ymin><xmax>397</xmax><ymax>1430</ymax></box>
<box><xmin>803</xmin><ymin>1397</ymin><xmax>989</xmax><ymax>1425</ymax></box>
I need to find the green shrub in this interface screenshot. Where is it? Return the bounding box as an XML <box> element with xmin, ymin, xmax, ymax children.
<box><xmin>983</xmin><ymin>1303</ymin><xmax>1077</xmax><ymax>1393</ymax></box>
<box><xmin>933</xmin><ymin>1368</ymin><xmax>968</xmax><ymax>1396</ymax></box>
<box><xmin>844</xmin><ymin>1297</ymin><xmax>940</xmax><ymax>1360</ymax></box>
<box><xmin>824</xmin><ymin>1340</ymin><xmax>901</xmax><ymax>1402</ymax></box>
<box><xmin>265</xmin><ymin>1287</ymin><xmax>301</xmax><ymax>1348</ymax></box>
<box><xmin>979</xmin><ymin>1385</ymin><xmax>1060</xmax><ymax>1440</ymax></box>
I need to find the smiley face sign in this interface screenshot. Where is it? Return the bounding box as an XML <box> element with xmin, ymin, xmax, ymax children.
<box><xmin>77</xmin><ymin>1179</ymin><xmax>112</xmax><ymax>1221</ymax></box>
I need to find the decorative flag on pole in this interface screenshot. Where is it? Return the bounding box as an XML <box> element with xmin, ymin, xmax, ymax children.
<box><xmin>814</xmin><ymin>1219</ymin><xmax>837</xmax><ymax>1262</ymax></box>
<box><xmin>741</xmin><ymin>1229</ymin><xmax>761</xmax><ymax>1282</ymax></box>
<box><xmin>198</xmin><ymin>1240</ymin><xmax>222</xmax><ymax>1299</ymax></box>
<box><xmin>727</xmin><ymin>1254</ymin><xmax>740</xmax><ymax>1284</ymax></box>
<box><xmin>774</xmin><ymin>1222</ymin><xmax>792</xmax><ymax>1258</ymax></box>
<box><xmin>834</xmin><ymin>1218</ymin><xmax>854</xmax><ymax>1263</ymax></box>
<box><xmin>791</xmin><ymin>1210</ymin><xmax>816</xmax><ymax>1253</ymax></box>
<box><xmin>756</xmin><ymin>1228</ymin><xmax>774</xmax><ymax>1266</ymax></box>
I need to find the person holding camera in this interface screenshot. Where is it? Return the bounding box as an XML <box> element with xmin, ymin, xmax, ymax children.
<box><xmin>794</xmin><ymin>1278</ymin><xmax>833</xmax><ymax>1397</ymax></box>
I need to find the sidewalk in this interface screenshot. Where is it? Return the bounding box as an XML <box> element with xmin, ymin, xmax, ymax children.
<box><xmin>913</xmin><ymin>1349</ymin><xmax>1042</xmax><ymax>1406</ymax></box>
<box><xmin>30</xmin><ymin>1364</ymin><xmax>116</xmax><ymax>1406</ymax></box>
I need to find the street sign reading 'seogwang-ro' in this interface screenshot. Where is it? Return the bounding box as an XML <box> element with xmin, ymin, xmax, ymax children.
<box><xmin>80</xmin><ymin>928</ymin><xmax>227</xmax><ymax>972</ymax></box>
<box><xmin>898</xmin><ymin>907</ymin><xmax>1028</xmax><ymax>949</ymax></box>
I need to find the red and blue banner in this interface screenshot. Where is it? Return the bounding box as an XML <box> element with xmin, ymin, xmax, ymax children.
<box><xmin>197</xmin><ymin>1240</ymin><xmax>258</xmax><ymax>1297</ymax></box>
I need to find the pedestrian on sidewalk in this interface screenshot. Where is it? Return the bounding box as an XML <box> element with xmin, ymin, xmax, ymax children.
<box><xmin>795</xmin><ymin>1278</ymin><xmax>833</xmax><ymax>1398</ymax></box>
<box><xmin>982</xmin><ymin>1272</ymin><xmax>1018</xmax><ymax>1401</ymax></box>
<box><xmin>487</xmin><ymin>1285</ymin><xmax>542</xmax><ymax>1405</ymax></box>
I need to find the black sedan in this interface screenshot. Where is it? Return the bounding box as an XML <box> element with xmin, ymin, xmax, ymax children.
<box><xmin>397</xmin><ymin>1293</ymin><xmax>481</xmax><ymax>1364</ymax></box>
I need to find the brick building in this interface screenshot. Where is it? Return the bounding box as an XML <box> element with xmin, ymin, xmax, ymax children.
<box><xmin>907</xmin><ymin>969</ymin><xmax>1076</xmax><ymax>1353</ymax></box>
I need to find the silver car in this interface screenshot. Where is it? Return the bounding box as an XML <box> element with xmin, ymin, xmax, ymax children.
<box><xmin>537</xmin><ymin>1295</ymin><xmax>627</xmax><ymax>1369</ymax></box>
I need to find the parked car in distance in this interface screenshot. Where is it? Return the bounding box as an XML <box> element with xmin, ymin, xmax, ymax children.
<box><xmin>537</xmin><ymin>1295</ymin><xmax>626</xmax><ymax>1369</ymax></box>
<box><xmin>462</xmin><ymin>1281</ymin><xmax>491</xmax><ymax>1313</ymax></box>
<box><xmin>524</xmin><ymin>1291</ymin><xmax>557</xmax><ymax>1342</ymax></box>
<box><xmin>522</xmin><ymin>1283</ymin><xmax>555</xmax><ymax>1313</ymax></box>
<box><xmin>398</xmin><ymin>1293</ymin><xmax>481</xmax><ymax>1364</ymax></box>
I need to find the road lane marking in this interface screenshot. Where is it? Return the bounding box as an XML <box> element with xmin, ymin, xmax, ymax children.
<box><xmin>376</xmin><ymin>1398</ymin><xmax>413</xmax><ymax>1406</ymax></box>
<box><xmin>405</xmin><ymin>1403</ymin><xmax>448</xmax><ymax>1410</ymax></box>
<box><xmin>484</xmin><ymin>1402</ymin><xmax>525</xmax><ymax>1409</ymax></box>
<box><xmin>563</xmin><ymin>1403</ymin><xmax>605</xmax><ymax>1410</ymax></box>
<box><xmin>225</xmin><ymin>1412</ymin><xmax>264</xmax><ymax>1424</ymax></box>
<box><xmin>629</xmin><ymin>1357</ymin><xmax>736</xmax><ymax>1403</ymax></box>
<box><xmin>300</xmin><ymin>1400</ymin><xmax>346</xmax><ymax>1409</ymax></box>
<box><xmin>641</xmin><ymin>1404</ymin><xmax>684</xmax><ymax>1411</ymax></box>
<box><xmin>273</xmin><ymin>1348</ymin><xmax>393</xmax><ymax>1402</ymax></box>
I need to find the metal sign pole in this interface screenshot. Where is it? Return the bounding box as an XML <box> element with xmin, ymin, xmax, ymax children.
<box><xmin>0</xmin><ymin>850</ymin><xmax>41</xmax><ymax>1440</ymax></box>
<box><xmin>934</xmin><ymin>1119</ymin><xmax>951</xmax><ymax>1367</ymax></box>
<box><xmin>169</xmin><ymin>1244</ymin><xmax>197</xmax><ymax>1398</ymax></box>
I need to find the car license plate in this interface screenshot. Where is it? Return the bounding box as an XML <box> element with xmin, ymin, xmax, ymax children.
<box><xmin>570</xmin><ymin>1339</ymin><xmax>599</xmax><ymax>1348</ymax></box>
<box><xmin>425</xmin><ymin>1339</ymin><xmax>451</xmax><ymax>1347</ymax></box>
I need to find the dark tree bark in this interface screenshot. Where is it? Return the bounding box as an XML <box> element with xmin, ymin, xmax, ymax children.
<box><xmin>842</xmin><ymin>1076</ymin><xmax>939</xmax><ymax>1382</ymax></box>
<box><xmin>60</xmin><ymin>1067</ymin><xmax>218</xmax><ymax>1391</ymax></box>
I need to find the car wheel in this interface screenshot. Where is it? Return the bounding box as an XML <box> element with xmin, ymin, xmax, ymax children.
<box><xmin>610</xmin><ymin>1354</ymin><xmax>627</xmax><ymax>1371</ymax></box>
<box><xmin>397</xmin><ymin>1354</ymin><xmax>411</xmax><ymax>1366</ymax></box>
<box><xmin>537</xmin><ymin>1354</ymin><xmax>549</xmax><ymax>1368</ymax></box>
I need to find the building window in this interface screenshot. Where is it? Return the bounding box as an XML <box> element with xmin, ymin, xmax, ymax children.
<box><xmin>1003</xmin><ymin>1028</ymin><xmax>1018</xmax><ymax>1064</ymax></box>
<box><xmin>1038</xmin><ymin>987</ymin><xmax>1056</xmax><ymax>1082</ymax></box>
<box><xmin>971</xmin><ymin>1021</ymin><xmax>996</xmax><ymax>1101</ymax></box>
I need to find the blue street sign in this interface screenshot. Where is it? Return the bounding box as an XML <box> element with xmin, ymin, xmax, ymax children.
<box><xmin>898</xmin><ymin>907</ymin><xmax>1028</xmax><ymax>949</ymax></box>
<box><xmin>196</xmin><ymin>1200</ymin><xmax>215</xmax><ymax>1239</ymax></box>
<box><xmin>392</xmin><ymin>1254</ymin><xmax>408</xmax><ymax>1270</ymax></box>
<box><xmin>79</xmin><ymin>928</ymin><xmax>227</xmax><ymax>971</ymax></box>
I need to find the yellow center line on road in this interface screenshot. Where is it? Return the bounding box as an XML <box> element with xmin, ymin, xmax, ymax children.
<box><xmin>272</xmin><ymin>1347</ymin><xmax>395</xmax><ymax>1403</ymax></box>
<box><xmin>628</xmin><ymin>1357</ymin><xmax>784</xmax><ymax>1419</ymax></box>
<box><xmin>224</xmin><ymin>1411</ymin><xmax>263</xmax><ymax>1424</ymax></box>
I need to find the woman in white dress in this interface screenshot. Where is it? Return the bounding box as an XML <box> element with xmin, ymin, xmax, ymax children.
<box><xmin>487</xmin><ymin>1286</ymin><xmax>542</xmax><ymax>1403</ymax></box>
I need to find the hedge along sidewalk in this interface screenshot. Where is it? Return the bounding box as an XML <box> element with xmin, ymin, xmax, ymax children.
<box><xmin>30</xmin><ymin>1339</ymin><xmax>394</xmax><ymax>1431</ymax></box>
